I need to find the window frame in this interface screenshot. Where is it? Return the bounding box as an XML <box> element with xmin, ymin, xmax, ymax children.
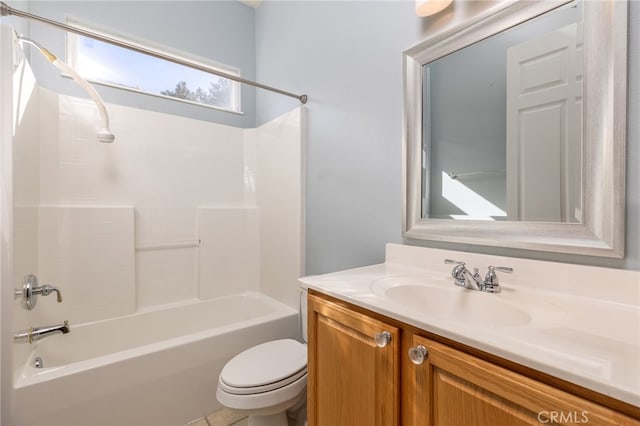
<box><xmin>65</xmin><ymin>19</ymin><xmax>243</xmax><ymax>115</ymax></box>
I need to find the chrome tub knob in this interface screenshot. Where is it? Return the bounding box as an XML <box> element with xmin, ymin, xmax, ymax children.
<box><xmin>15</xmin><ymin>274</ymin><xmax>63</xmax><ymax>310</ymax></box>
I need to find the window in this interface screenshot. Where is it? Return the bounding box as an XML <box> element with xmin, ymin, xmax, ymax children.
<box><xmin>66</xmin><ymin>22</ymin><xmax>241</xmax><ymax>113</ymax></box>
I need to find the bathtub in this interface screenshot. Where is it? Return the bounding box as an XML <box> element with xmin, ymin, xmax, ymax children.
<box><xmin>11</xmin><ymin>292</ymin><xmax>300</xmax><ymax>426</ymax></box>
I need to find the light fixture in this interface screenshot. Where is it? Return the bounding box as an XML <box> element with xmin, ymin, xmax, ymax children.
<box><xmin>415</xmin><ymin>0</ymin><xmax>453</xmax><ymax>17</ymax></box>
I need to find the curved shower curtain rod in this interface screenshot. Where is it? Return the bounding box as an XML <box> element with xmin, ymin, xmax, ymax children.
<box><xmin>0</xmin><ymin>1</ymin><xmax>308</xmax><ymax>104</ymax></box>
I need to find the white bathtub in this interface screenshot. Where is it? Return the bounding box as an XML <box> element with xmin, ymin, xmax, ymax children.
<box><xmin>11</xmin><ymin>292</ymin><xmax>300</xmax><ymax>426</ymax></box>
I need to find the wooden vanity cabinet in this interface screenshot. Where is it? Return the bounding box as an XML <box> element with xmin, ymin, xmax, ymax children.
<box><xmin>409</xmin><ymin>335</ymin><xmax>638</xmax><ymax>426</ymax></box>
<box><xmin>308</xmin><ymin>291</ymin><xmax>640</xmax><ymax>426</ymax></box>
<box><xmin>307</xmin><ymin>294</ymin><xmax>400</xmax><ymax>426</ymax></box>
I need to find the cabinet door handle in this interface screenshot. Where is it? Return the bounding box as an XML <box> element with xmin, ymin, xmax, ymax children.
<box><xmin>408</xmin><ymin>345</ymin><xmax>429</xmax><ymax>364</ymax></box>
<box><xmin>374</xmin><ymin>331</ymin><xmax>392</xmax><ymax>347</ymax></box>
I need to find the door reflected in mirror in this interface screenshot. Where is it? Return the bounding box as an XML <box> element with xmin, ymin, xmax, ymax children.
<box><xmin>422</xmin><ymin>1</ymin><xmax>582</xmax><ymax>222</ymax></box>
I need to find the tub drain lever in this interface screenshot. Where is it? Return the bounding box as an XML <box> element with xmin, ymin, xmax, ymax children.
<box><xmin>15</xmin><ymin>274</ymin><xmax>63</xmax><ymax>310</ymax></box>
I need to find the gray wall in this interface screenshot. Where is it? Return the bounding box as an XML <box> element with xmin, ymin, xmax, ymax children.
<box><xmin>25</xmin><ymin>0</ymin><xmax>257</xmax><ymax>127</ymax></box>
<box><xmin>255</xmin><ymin>1</ymin><xmax>421</xmax><ymax>274</ymax></box>
<box><xmin>256</xmin><ymin>0</ymin><xmax>640</xmax><ymax>273</ymax></box>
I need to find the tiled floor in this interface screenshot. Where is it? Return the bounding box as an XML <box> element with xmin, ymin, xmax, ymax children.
<box><xmin>187</xmin><ymin>407</ymin><xmax>247</xmax><ymax>426</ymax></box>
<box><xmin>187</xmin><ymin>407</ymin><xmax>307</xmax><ymax>426</ymax></box>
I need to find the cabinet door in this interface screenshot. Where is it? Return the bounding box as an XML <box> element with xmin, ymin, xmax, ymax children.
<box><xmin>308</xmin><ymin>294</ymin><xmax>400</xmax><ymax>426</ymax></box>
<box><xmin>409</xmin><ymin>335</ymin><xmax>638</xmax><ymax>426</ymax></box>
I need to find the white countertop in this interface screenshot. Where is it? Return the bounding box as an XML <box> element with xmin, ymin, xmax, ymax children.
<box><xmin>299</xmin><ymin>244</ymin><xmax>640</xmax><ymax>407</ymax></box>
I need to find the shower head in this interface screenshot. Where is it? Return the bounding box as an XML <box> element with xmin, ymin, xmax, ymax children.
<box><xmin>97</xmin><ymin>128</ymin><xmax>115</xmax><ymax>143</ymax></box>
<box><xmin>16</xmin><ymin>34</ymin><xmax>115</xmax><ymax>143</ymax></box>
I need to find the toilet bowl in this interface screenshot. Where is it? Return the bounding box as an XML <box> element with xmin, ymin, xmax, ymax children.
<box><xmin>216</xmin><ymin>291</ymin><xmax>308</xmax><ymax>426</ymax></box>
<box><xmin>217</xmin><ymin>339</ymin><xmax>307</xmax><ymax>426</ymax></box>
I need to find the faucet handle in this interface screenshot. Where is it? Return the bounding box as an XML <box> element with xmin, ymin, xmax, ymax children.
<box><xmin>445</xmin><ymin>260</ymin><xmax>468</xmax><ymax>287</ymax></box>
<box><xmin>39</xmin><ymin>285</ymin><xmax>63</xmax><ymax>303</ymax></box>
<box><xmin>15</xmin><ymin>275</ymin><xmax>63</xmax><ymax>310</ymax></box>
<box><xmin>483</xmin><ymin>266</ymin><xmax>513</xmax><ymax>293</ymax></box>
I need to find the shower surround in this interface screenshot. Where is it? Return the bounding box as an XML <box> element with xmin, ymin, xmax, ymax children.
<box><xmin>6</xmin><ymin>45</ymin><xmax>304</xmax><ymax>424</ymax></box>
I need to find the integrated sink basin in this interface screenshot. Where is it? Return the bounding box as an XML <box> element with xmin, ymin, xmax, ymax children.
<box><xmin>371</xmin><ymin>276</ymin><xmax>531</xmax><ymax>326</ymax></box>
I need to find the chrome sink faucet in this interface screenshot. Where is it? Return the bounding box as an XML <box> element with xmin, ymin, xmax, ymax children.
<box><xmin>445</xmin><ymin>259</ymin><xmax>484</xmax><ymax>291</ymax></box>
<box><xmin>445</xmin><ymin>259</ymin><xmax>513</xmax><ymax>293</ymax></box>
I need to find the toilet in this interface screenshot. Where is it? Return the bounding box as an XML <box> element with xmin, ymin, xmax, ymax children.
<box><xmin>216</xmin><ymin>292</ymin><xmax>308</xmax><ymax>426</ymax></box>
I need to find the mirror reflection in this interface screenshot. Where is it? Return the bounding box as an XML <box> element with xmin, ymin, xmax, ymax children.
<box><xmin>422</xmin><ymin>1</ymin><xmax>582</xmax><ymax>222</ymax></box>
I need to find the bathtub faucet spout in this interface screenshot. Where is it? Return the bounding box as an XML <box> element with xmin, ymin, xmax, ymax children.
<box><xmin>14</xmin><ymin>320</ymin><xmax>70</xmax><ymax>344</ymax></box>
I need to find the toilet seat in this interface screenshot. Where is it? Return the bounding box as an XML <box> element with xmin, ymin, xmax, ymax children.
<box><xmin>220</xmin><ymin>366</ymin><xmax>307</xmax><ymax>395</ymax></box>
<box><xmin>219</xmin><ymin>339</ymin><xmax>307</xmax><ymax>395</ymax></box>
<box><xmin>217</xmin><ymin>371</ymin><xmax>307</xmax><ymax>413</ymax></box>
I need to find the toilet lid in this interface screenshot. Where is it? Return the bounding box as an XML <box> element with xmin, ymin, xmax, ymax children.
<box><xmin>220</xmin><ymin>339</ymin><xmax>307</xmax><ymax>392</ymax></box>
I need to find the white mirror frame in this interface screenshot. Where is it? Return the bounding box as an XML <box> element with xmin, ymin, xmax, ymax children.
<box><xmin>403</xmin><ymin>0</ymin><xmax>627</xmax><ymax>258</ymax></box>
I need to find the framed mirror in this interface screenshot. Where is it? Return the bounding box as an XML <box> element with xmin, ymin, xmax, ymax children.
<box><xmin>403</xmin><ymin>0</ymin><xmax>627</xmax><ymax>257</ymax></box>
